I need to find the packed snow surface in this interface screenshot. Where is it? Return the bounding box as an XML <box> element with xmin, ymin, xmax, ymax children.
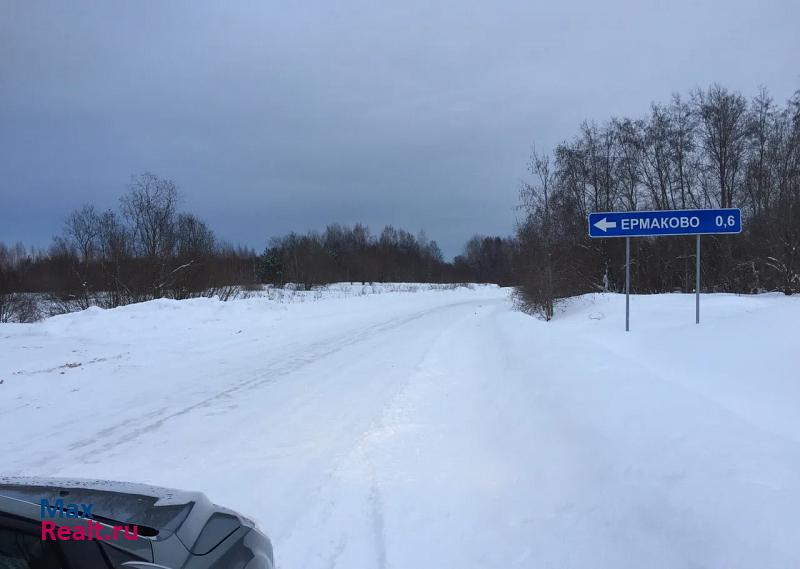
<box><xmin>1</xmin><ymin>285</ymin><xmax>798</xmax><ymax>568</ymax></box>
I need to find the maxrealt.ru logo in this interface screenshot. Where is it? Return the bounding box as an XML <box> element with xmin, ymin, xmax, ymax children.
<box><xmin>40</xmin><ymin>499</ymin><xmax>139</xmax><ymax>541</ymax></box>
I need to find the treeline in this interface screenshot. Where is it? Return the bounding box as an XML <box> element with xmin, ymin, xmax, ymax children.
<box><xmin>258</xmin><ymin>227</ymin><xmax>516</xmax><ymax>288</ymax></box>
<box><xmin>0</xmin><ymin>172</ymin><xmax>516</xmax><ymax>322</ymax></box>
<box><xmin>260</xmin><ymin>225</ymin><xmax>449</xmax><ymax>287</ymax></box>
<box><xmin>516</xmin><ymin>84</ymin><xmax>800</xmax><ymax>319</ymax></box>
<box><xmin>0</xmin><ymin>173</ymin><xmax>259</xmax><ymax>321</ymax></box>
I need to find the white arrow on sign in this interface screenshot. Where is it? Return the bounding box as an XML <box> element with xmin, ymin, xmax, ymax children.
<box><xmin>593</xmin><ymin>217</ymin><xmax>617</xmax><ymax>232</ymax></box>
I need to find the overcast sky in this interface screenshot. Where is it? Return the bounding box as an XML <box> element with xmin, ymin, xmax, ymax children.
<box><xmin>1</xmin><ymin>0</ymin><xmax>798</xmax><ymax>258</ymax></box>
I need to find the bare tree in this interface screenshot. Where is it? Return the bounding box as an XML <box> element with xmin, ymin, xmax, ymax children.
<box><xmin>60</xmin><ymin>204</ymin><xmax>101</xmax><ymax>308</ymax></box>
<box><xmin>96</xmin><ymin>210</ymin><xmax>132</xmax><ymax>307</ymax></box>
<box><xmin>120</xmin><ymin>172</ymin><xmax>180</xmax><ymax>298</ymax></box>
<box><xmin>517</xmin><ymin>147</ymin><xmax>557</xmax><ymax>319</ymax></box>
<box><xmin>695</xmin><ymin>85</ymin><xmax>749</xmax><ymax>209</ymax></box>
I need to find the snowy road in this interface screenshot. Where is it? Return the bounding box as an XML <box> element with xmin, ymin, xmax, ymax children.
<box><xmin>2</xmin><ymin>286</ymin><xmax>799</xmax><ymax>568</ymax></box>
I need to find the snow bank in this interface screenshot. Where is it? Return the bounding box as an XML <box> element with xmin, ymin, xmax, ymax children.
<box><xmin>552</xmin><ymin>292</ymin><xmax>800</xmax><ymax>442</ymax></box>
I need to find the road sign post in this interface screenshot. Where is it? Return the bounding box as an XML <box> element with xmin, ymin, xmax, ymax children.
<box><xmin>696</xmin><ymin>235</ymin><xmax>700</xmax><ymax>324</ymax></box>
<box><xmin>588</xmin><ymin>208</ymin><xmax>741</xmax><ymax>331</ymax></box>
<box><xmin>625</xmin><ymin>237</ymin><xmax>630</xmax><ymax>332</ymax></box>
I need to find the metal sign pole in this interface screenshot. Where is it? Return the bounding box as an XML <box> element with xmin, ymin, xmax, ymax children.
<box><xmin>625</xmin><ymin>237</ymin><xmax>630</xmax><ymax>332</ymax></box>
<box><xmin>696</xmin><ymin>234</ymin><xmax>700</xmax><ymax>324</ymax></box>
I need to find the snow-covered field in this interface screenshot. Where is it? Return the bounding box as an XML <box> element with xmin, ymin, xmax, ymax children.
<box><xmin>1</xmin><ymin>286</ymin><xmax>798</xmax><ymax>568</ymax></box>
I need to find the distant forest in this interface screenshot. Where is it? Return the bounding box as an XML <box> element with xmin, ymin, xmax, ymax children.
<box><xmin>0</xmin><ymin>172</ymin><xmax>515</xmax><ymax>322</ymax></box>
<box><xmin>1</xmin><ymin>83</ymin><xmax>798</xmax><ymax>322</ymax></box>
<box><xmin>515</xmin><ymin>84</ymin><xmax>800</xmax><ymax>318</ymax></box>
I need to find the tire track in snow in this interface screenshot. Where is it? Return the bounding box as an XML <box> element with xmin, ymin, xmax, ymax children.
<box><xmin>4</xmin><ymin>298</ymin><xmax>488</xmax><ymax>474</ymax></box>
<box><xmin>368</xmin><ymin>465</ymin><xmax>388</xmax><ymax>569</ymax></box>
<box><xmin>274</xmin><ymin>301</ymin><xmax>500</xmax><ymax>568</ymax></box>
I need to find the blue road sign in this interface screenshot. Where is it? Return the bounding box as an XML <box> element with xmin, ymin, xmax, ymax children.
<box><xmin>588</xmin><ymin>208</ymin><xmax>742</xmax><ymax>238</ymax></box>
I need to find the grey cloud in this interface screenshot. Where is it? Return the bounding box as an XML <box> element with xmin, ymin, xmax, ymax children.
<box><xmin>1</xmin><ymin>0</ymin><xmax>798</xmax><ymax>256</ymax></box>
